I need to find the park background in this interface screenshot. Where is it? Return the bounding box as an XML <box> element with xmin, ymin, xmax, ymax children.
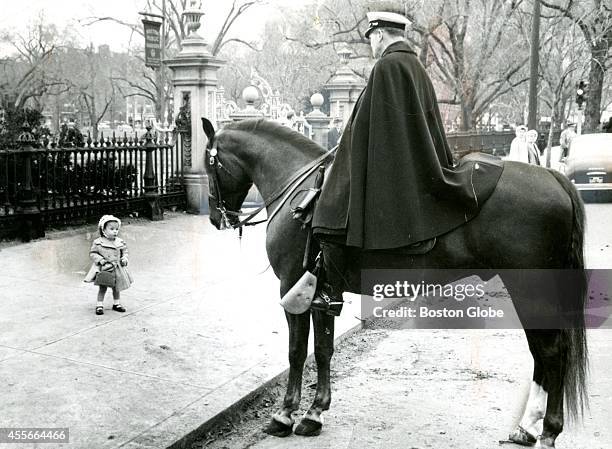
<box><xmin>2</xmin><ymin>0</ymin><xmax>612</xmax><ymax>139</ymax></box>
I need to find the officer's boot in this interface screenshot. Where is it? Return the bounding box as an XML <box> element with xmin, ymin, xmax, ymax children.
<box><xmin>310</xmin><ymin>242</ymin><xmax>347</xmax><ymax>316</ymax></box>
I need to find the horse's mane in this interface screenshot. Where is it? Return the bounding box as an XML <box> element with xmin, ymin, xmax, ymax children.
<box><xmin>225</xmin><ymin>119</ymin><xmax>328</xmax><ymax>157</ymax></box>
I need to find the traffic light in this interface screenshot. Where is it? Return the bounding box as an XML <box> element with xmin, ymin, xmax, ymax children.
<box><xmin>576</xmin><ymin>80</ymin><xmax>587</xmax><ymax>109</ymax></box>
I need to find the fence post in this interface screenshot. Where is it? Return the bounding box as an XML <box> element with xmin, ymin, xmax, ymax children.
<box><xmin>143</xmin><ymin>125</ymin><xmax>163</xmax><ymax>220</ymax></box>
<box><xmin>17</xmin><ymin>121</ymin><xmax>45</xmax><ymax>241</ymax></box>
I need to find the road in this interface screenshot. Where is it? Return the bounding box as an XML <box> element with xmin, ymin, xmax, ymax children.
<box><xmin>194</xmin><ymin>203</ymin><xmax>612</xmax><ymax>449</ymax></box>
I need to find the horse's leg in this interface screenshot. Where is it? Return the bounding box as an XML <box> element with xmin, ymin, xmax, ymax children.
<box><xmin>535</xmin><ymin>330</ymin><xmax>566</xmax><ymax>449</ymax></box>
<box><xmin>264</xmin><ymin>311</ymin><xmax>310</xmax><ymax>437</ymax></box>
<box><xmin>294</xmin><ymin>309</ymin><xmax>335</xmax><ymax>437</ymax></box>
<box><xmin>509</xmin><ymin>330</ymin><xmax>548</xmax><ymax>445</ymax></box>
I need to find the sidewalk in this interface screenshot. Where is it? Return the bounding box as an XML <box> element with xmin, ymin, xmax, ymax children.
<box><xmin>0</xmin><ymin>213</ymin><xmax>363</xmax><ymax>449</ymax></box>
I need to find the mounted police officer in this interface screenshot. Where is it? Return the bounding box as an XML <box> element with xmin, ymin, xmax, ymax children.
<box><xmin>310</xmin><ymin>11</ymin><xmax>501</xmax><ymax>316</ymax></box>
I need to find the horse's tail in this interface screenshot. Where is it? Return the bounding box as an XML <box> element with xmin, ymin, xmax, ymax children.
<box><xmin>549</xmin><ymin>169</ymin><xmax>589</xmax><ymax>420</ymax></box>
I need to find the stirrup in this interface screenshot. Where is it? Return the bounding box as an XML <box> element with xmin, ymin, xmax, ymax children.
<box><xmin>310</xmin><ymin>289</ymin><xmax>344</xmax><ymax>316</ymax></box>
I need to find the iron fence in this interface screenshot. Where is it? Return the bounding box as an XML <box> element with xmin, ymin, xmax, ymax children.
<box><xmin>447</xmin><ymin>130</ymin><xmax>562</xmax><ymax>160</ymax></box>
<box><xmin>0</xmin><ymin>126</ymin><xmax>185</xmax><ymax>240</ymax></box>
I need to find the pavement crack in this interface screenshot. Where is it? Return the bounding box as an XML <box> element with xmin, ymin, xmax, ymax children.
<box><xmin>13</xmin><ymin>349</ymin><xmax>213</xmax><ymax>390</ymax></box>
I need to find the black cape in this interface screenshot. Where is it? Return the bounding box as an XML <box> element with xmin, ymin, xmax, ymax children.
<box><xmin>312</xmin><ymin>41</ymin><xmax>503</xmax><ymax>249</ymax></box>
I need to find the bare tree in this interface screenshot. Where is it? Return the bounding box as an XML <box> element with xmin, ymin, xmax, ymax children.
<box><xmin>0</xmin><ymin>16</ymin><xmax>65</xmax><ymax>109</ymax></box>
<box><xmin>538</xmin><ymin>17</ymin><xmax>586</xmax><ymax>165</ymax></box>
<box><xmin>426</xmin><ymin>0</ymin><xmax>532</xmax><ymax>130</ymax></box>
<box><xmin>61</xmin><ymin>45</ymin><xmax>118</xmax><ymax>139</ymax></box>
<box><xmin>283</xmin><ymin>0</ymin><xmax>533</xmax><ymax>130</ymax></box>
<box><xmin>81</xmin><ymin>0</ymin><xmax>266</xmax><ymax>122</ymax></box>
<box><xmin>540</xmin><ymin>0</ymin><xmax>612</xmax><ymax>131</ymax></box>
<box><xmin>217</xmin><ymin>20</ymin><xmax>338</xmax><ymax>112</ymax></box>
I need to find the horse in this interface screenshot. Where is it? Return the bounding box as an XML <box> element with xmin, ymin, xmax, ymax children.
<box><xmin>200</xmin><ymin>117</ymin><xmax>588</xmax><ymax>448</ymax></box>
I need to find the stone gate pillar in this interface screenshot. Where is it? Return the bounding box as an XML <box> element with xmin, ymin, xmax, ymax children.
<box><xmin>166</xmin><ymin>2</ymin><xmax>223</xmax><ymax>214</ymax></box>
<box><xmin>325</xmin><ymin>44</ymin><xmax>365</xmax><ymax>124</ymax></box>
<box><xmin>306</xmin><ymin>93</ymin><xmax>330</xmax><ymax>149</ymax></box>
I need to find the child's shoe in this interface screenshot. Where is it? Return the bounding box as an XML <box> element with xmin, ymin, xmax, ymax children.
<box><xmin>95</xmin><ymin>306</ymin><xmax>104</xmax><ymax>315</ymax></box>
<box><xmin>112</xmin><ymin>304</ymin><xmax>126</xmax><ymax>312</ymax></box>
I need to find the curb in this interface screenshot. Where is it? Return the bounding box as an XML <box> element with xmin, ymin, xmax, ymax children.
<box><xmin>165</xmin><ymin>319</ymin><xmax>365</xmax><ymax>449</ymax></box>
<box><xmin>159</xmin><ymin>297</ymin><xmax>405</xmax><ymax>449</ymax></box>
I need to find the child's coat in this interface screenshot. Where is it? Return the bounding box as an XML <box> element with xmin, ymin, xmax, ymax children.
<box><xmin>84</xmin><ymin>236</ymin><xmax>133</xmax><ymax>291</ymax></box>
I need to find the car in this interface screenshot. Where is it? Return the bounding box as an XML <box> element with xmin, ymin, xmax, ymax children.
<box><xmin>559</xmin><ymin>133</ymin><xmax>612</xmax><ymax>202</ymax></box>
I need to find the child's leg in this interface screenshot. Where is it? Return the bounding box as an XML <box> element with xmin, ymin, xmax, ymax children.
<box><xmin>112</xmin><ymin>288</ymin><xmax>126</xmax><ymax>312</ymax></box>
<box><xmin>97</xmin><ymin>286</ymin><xmax>107</xmax><ymax>305</ymax></box>
<box><xmin>96</xmin><ymin>286</ymin><xmax>107</xmax><ymax>314</ymax></box>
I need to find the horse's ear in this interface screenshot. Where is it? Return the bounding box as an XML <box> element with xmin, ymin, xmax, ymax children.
<box><xmin>201</xmin><ymin>117</ymin><xmax>215</xmax><ymax>141</ymax></box>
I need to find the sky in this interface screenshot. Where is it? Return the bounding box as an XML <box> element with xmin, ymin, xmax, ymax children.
<box><xmin>0</xmin><ymin>0</ymin><xmax>311</xmax><ymax>56</ymax></box>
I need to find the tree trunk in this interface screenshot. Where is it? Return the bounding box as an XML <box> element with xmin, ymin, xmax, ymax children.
<box><xmin>556</xmin><ymin>97</ymin><xmax>566</xmax><ymax>126</ymax></box>
<box><xmin>90</xmin><ymin>104</ymin><xmax>98</xmax><ymax>141</ymax></box>
<box><xmin>585</xmin><ymin>43</ymin><xmax>606</xmax><ymax>132</ymax></box>
<box><xmin>419</xmin><ymin>32</ymin><xmax>429</xmax><ymax>66</ymax></box>
<box><xmin>460</xmin><ymin>100</ymin><xmax>473</xmax><ymax>131</ymax></box>
<box><xmin>546</xmin><ymin>95</ymin><xmax>562</xmax><ymax>168</ymax></box>
<box><xmin>53</xmin><ymin>97</ymin><xmax>60</xmax><ymax>134</ymax></box>
<box><xmin>527</xmin><ymin>0</ymin><xmax>541</xmax><ymax>129</ymax></box>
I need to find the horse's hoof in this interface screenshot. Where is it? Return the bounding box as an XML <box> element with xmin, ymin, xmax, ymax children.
<box><xmin>508</xmin><ymin>425</ymin><xmax>537</xmax><ymax>446</ymax></box>
<box><xmin>294</xmin><ymin>417</ymin><xmax>322</xmax><ymax>436</ymax></box>
<box><xmin>535</xmin><ymin>436</ymin><xmax>555</xmax><ymax>449</ymax></box>
<box><xmin>263</xmin><ymin>417</ymin><xmax>293</xmax><ymax>437</ymax></box>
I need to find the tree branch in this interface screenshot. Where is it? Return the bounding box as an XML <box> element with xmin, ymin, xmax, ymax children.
<box><xmin>80</xmin><ymin>16</ymin><xmax>144</xmax><ymax>37</ymax></box>
<box><xmin>217</xmin><ymin>38</ymin><xmax>262</xmax><ymax>53</ymax></box>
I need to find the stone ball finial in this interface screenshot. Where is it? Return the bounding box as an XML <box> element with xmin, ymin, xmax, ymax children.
<box><xmin>242</xmin><ymin>86</ymin><xmax>259</xmax><ymax>105</ymax></box>
<box><xmin>310</xmin><ymin>93</ymin><xmax>324</xmax><ymax>109</ymax></box>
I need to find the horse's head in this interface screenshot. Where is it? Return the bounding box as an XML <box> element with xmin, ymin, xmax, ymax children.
<box><xmin>202</xmin><ymin>117</ymin><xmax>253</xmax><ymax>230</ymax></box>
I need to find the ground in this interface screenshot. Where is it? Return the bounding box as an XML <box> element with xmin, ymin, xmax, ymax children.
<box><xmin>191</xmin><ymin>324</ymin><xmax>611</xmax><ymax>449</ymax></box>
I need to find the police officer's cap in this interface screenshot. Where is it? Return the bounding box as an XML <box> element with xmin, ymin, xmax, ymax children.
<box><xmin>365</xmin><ymin>11</ymin><xmax>411</xmax><ymax>38</ymax></box>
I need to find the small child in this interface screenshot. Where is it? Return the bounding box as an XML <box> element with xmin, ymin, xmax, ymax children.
<box><xmin>84</xmin><ymin>215</ymin><xmax>133</xmax><ymax>315</ymax></box>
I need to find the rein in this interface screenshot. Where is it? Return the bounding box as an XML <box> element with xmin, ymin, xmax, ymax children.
<box><xmin>207</xmin><ymin>141</ymin><xmax>336</xmax><ymax>231</ymax></box>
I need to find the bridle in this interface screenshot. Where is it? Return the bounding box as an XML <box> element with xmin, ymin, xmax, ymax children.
<box><xmin>206</xmin><ymin>140</ymin><xmax>253</xmax><ymax>230</ymax></box>
<box><xmin>206</xmin><ymin>138</ymin><xmax>336</xmax><ymax>231</ymax></box>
